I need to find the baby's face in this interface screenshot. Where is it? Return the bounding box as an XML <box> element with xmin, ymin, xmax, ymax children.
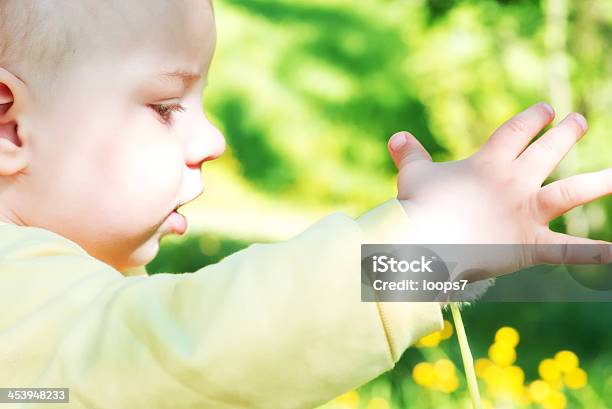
<box><xmin>5</xmin><ymin>1</ymin><xmax>225</xmax><ymax>271</ymax></box>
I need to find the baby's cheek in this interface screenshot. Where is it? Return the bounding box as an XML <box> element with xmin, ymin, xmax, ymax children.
<box><xmin>76</xmin><ymin>115</ymin><xmax>186</xmax><ymax>240</ymax></box>
<box><xmin>113</xmin><ymin>140</ymin><xmax>184</xmax><ymax>226</ymax></box>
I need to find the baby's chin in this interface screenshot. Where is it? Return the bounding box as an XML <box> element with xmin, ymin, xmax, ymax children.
<box><xmin>93</xmin><ymin>222</ymin><xmax>169</xmax><ymax>272</ymax></box>
<box><xmin>83</xmin><ymin>211</ymin><xmax>180</xmax><ymax>272</ymax></box>
<box><xmin>112</xmin><ymin>233</ymin><xmax>162</xmax><ymax>273</ymax></box>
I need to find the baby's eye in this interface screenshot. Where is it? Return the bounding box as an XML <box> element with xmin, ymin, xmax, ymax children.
<box><xmin>149</xmin><ymin>102</ymin><xmax>185</xmax><ymax>125</ymax></box>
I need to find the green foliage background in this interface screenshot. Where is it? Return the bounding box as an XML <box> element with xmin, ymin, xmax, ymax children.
<box><xmin>147</xmin><ymin>0</ymin><xmax>612</xmax><ymax>407</ymax></box>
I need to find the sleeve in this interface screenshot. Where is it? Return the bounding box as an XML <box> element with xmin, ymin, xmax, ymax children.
<box><xmin>36</xmin><ymin>199</ymin><xmax>442</xmax><ymax>409</ymax></box>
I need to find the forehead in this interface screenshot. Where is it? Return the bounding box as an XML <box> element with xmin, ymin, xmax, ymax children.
<box><xmin>65</xmin><ymin>0</ymin><xmax>216</xmax><ymax>72</ymax></box>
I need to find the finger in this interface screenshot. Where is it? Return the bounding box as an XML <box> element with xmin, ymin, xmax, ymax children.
<box><xmin>537</xmin><ymin>168</ymin><xmax>612</xmax><ymax>222</ymax></box>
<box><xmin>516</xmin><ymin>113</ymin><xmax>588</xmax><ymax>183</ymax></box>
<box><xmin>388</xmin><ymin>131</ymin><xmax>432</xmax><ymax>170</ymax></box>
<box><xmin>481</xmin><ymin>102</ymin><xmax>555</xmax><ymax>160</ymax></box>
<box><xmin>535</xmin><ymin>231</ymin><xmax>612</xmax><ymax>265</ymax></box>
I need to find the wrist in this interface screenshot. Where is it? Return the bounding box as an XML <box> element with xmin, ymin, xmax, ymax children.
<box><xmin>356</xmin><ymin>199</ymin><xmax>414</xmax><ymax>244</ymax></box>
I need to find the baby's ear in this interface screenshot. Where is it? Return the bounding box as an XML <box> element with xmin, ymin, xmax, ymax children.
<box><xmin>0</xmin><ymin>67</ymin><xmax>30</xmax><ymax>175</ymax></box>
<box><xmin>0</xmin><ymin>83</ymin><xmax>12</xmax><ymax>105</ymax></box>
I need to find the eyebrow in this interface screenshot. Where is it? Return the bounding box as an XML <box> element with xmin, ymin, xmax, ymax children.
<box><xmin>160</xmin><ymin>70</ymin><xmax>201</xmax><ymax>81</ymax></box>
<box><xmin>158</xmin><ymin>69</ymin><xmax>202</xmax><ymax>88</ymax></box>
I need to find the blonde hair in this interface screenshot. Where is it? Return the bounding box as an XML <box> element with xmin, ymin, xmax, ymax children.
<box><xmin>0</xmin><ymin>1</ymin><xmax>73</xmax><ymax>99</ymax></box>
<box><xmin>0</xmin><ymin>0</ymin><xmax>90</xmax><ymax>102</ymax></box>
<box><xmin>0</xmin><ymin>0</ymin><xmax>201</xmax><ymax>103</ymax></box>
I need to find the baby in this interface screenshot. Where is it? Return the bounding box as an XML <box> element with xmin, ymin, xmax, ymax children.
<box><xmin>0</xmin><ymin>1</ymin><xmax>610</xmax><ymax>408</ymax></box>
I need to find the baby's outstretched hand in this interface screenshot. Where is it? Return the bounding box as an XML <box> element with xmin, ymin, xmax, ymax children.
<box><xmin>387</xmin><ymin>102</ymin><xmax>612</xmax><ymax>278</ymax></box>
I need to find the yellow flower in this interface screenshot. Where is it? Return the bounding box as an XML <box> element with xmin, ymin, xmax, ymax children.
<box><xmin>483</xmin><ymin>363</ymin><xmax>503</xmax><ymax>386</ymax></box>
<box><xmin>367</xmin><ymin>397</ymin><xmax>390</xmax><ymax>409</ymax></box>
<box><xmin>539</xmin><ymin>358</ymin><xmax>561</xmax><ymax>381</ymax></box>
<box><xmin>515</xmin><ymin>386</ymin><xmax>533</xmax><ymax>406</ymax></box>
<box><xmin>485</xmin><ymin>365</ymin><xmax>524</xmax><ymax>399</ymax></box>
<box><xmin>440</xmin><ymin>319</ymin><xmax>454</xmax><ymax>340</ymax></box>
<box><xmin>554</xmin><ymin>350</ymin><xmax>579</xmax><ymax>372</ymax></box>
<box><xmin>414</xmin><ymin>359</ymin><xmax>459</xmax><ymax>394</ymax></box>
<box><xmin>412</xmin><ymin>362</ymin><xmax>436</xmax><ymax>387</ymax></box>
<box><xmin>334</xmin><ymin>390</ymin><xmax>359</xmax><ymax>408</ymax></box>
<box><xmin>528</xmin><ymin>380</ymin><xmax>551</xmax><ymax>402</ymax></box>
<box><xmin>546</xmin><ymin>377</ymin><xmax>564</xmax><ymax>390</ymax></box>
<box><xmin>489</xmin><ymin>342</ymin><xmax>516</xmax><ymax>366</ymax></box>
<box><xmin>542</xmin><ymin>390</ymin><xmax>567</xmax><ymax>409</ymax></box>
<box><xmin>508</xmin><ymin>382</ymin><xmax>526</xmax><ymax>398</ymax></box>
<box><xmin>416</xmin><ymin>321</ymin><xmax>454</xmax><ymax>347</ymax></box>
<box><xmin>438</xmin><ymin>374</ymin><xmax>459</xmax><ymax>393</ymax></box>
<box><xmin>483</xmin><ymin>365</ymin><xmax>505</xmax><ymax>399</ymax></box>
<box><xmin>503</xmin><ymin>365</ymin><xmax>525</xmax><ymax>386</ymax></box>
<box><xmin>475</xmin><ymin>358</ymin><xmax>493</xmax><ymax>379</ymax></box>
<box><xmin>434</xmin><ymin>359</ymin><xmax>456</xmax><ymax>379</ymax></box>
<box><xmin>433</xmin><ymin>359</ymin><xmax>459</xmax><ymax>393</ymax></box>
<box><xmin>564</xmin><ymin>367</ymin><xmax>587</xmax><ymax>389</ymax></box>
<box><xmin>416</xmin><ymin>331</ymin><xmax>441</xmax><ymax>348</ymax></box>
<box><xmin>495</xmin><ymin>326</ymin><xmax>520</xmax><ymax>347</ymax></box>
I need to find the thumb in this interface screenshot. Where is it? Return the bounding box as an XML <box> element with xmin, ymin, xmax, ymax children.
<box><xmin>387</xmin><ymin>131</ymin><xmax>432</xmax><ymax>169</ymax></box>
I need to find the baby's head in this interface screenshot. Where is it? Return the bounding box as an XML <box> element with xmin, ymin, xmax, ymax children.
<box><xmin>0</xmin><ymin>0</ymin><xmax>225</xmax><ymax>271</ymax></box>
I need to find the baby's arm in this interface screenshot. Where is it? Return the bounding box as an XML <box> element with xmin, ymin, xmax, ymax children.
<box><xmin>0</xmin><ymin>202</ymin><xmax>440</xmax><ymax>409</ymax></box>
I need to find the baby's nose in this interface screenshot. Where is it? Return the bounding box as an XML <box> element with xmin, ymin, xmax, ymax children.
<box><xmin>186</xmin><ymin>120</ymin><xmax>226</xmax><ymax>169</ymax></box>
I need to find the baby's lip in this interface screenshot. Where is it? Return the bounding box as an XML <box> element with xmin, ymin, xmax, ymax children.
<box><xmin>165</xmin><ymin>211</ymin><xmax>188</xmax><ymax>235</ymax></box>
<box><xmin>171</xmin><ymin>188</ymin><xmax>205</xmax><ymax>214</ymax></box>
